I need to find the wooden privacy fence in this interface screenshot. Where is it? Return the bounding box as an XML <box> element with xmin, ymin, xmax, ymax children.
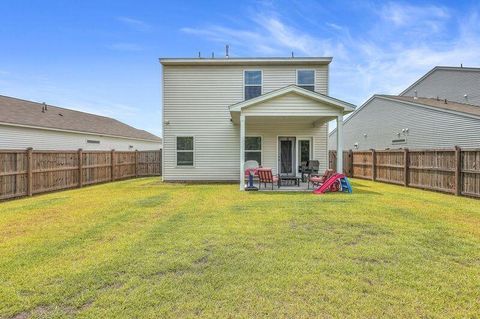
<box><xmin>0</xmin><ymin>149</ymin><xmax>162</xmax><ymax>200</ymax></box>
<box><xmin>330</xmin><ymin>147</ymin><xmax>480</xmax><ymax>198</ymax></box>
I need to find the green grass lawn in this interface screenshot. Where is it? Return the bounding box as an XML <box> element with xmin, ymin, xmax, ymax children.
<box><xmin>0</xmin><ymin>178</ymin><xmax>479</xmax><ymax>318</ymax></box>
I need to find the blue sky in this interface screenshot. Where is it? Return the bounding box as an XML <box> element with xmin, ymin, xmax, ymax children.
<box><xmin>1</xmin><ymin>0</ymin><xmax>479</xmax><ymax>136</ymax></box>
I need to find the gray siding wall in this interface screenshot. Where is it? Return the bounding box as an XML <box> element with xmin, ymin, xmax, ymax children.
<box><xmin>163</xmin><ymin>64</ymin><xmax>329</xmax><ymax>181</ymax></box>
<box><xmin>0</xmin><ymin>125</ymin><xmax>161</xmax><ymax>151</ymax></box>
<box><xmin>402</xmin><ymin>69</ymin><xmax>480</xmax><ymax>106</ymax></box>
<box><xmin>328</xmin><ymin>97</ymin><xmax>480</xmax><ymax>150</ymax></box>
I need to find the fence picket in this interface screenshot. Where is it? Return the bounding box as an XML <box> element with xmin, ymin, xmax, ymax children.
<box><xmin>329</xmin><ymin>148</ymin><xmax>479</xmax><ymax>198</ymax></box>
<box><xmin>0</xmin><ymin>149</ymin><xmax>161</xmax><ymax>200</ymax></box>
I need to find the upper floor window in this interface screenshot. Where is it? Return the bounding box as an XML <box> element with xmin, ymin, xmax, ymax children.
<box><xmin>297</xmin><ymin>70</ymin><xmax>315</xmax><ymax>91</ymax></box>
<box><xmin>244</xmin><ymin>70</ymin><xmax>262</xmax><ymax>100</ymax></box>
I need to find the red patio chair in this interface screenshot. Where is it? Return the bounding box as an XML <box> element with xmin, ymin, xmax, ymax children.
<box><xmin>257</xmin><ymin>168</ymin><xmax>279</xmax><ymax>190</ymax></box>
<box><xmin>308</xmin><ymin>169</ymin><xmax>334</xmax><ymax>189</ymax></box>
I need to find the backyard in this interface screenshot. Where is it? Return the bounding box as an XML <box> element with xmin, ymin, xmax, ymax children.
<box><xmin>0</xmin><ymin>178</ymin><xmax>479</xmax><ymax>318</ymax></box>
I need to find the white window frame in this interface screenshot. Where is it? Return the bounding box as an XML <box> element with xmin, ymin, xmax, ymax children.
<box><xmin>296</xmin><ymin>69</ymin><xmax>316</xmax><ymax>91</ymax></box>
<box><xmin>175</xmin><ymin>135</ymin><xmax>195</xmax><ymax>167</ymax></box>
<box><xmin>243</xmin><ymin>69</ymin><xmax>263</xmax><ymax>100</ymax></box>
<box><xmin>245</xmin><ymin>135</ymin><xmax>263</xmax><ymax>165</ymax></box>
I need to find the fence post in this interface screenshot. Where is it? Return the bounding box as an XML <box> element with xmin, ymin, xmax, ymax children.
<box><xmin>404</xmin><ymin>148</ymin><xmax>409</xmax><ymax>187</ymax></box>
<box><xmin>111</xmin><ymin>149</ymin><xmax>115</xmax><ymax>181</ymax></box>
<box><xmin>455</xmin><ymin>146</ymin><xmax>461</xmax><ymax>196</ymax></box>
<box><xmin>26</xmin><ymin>147</ymin><xmax>33</xmax><ymax>196</ymax></box>
<box><xmin>78</xmin><ymin>148</ymin><xmax>83</xmax><ymax>188</ymax></box>
<box><xmin>135</xmin><ymin>150</ymin><xmax>138</xmax><ymax>177</ymax></box>
<box><xmin>371</xmin><ymin>149</ymin><xmax>376</xmax><ymax>181</ymax></box>
<box><xmin>348</xmin><ymin>149</ymin><xmax>353</xmax><ymax>177</ymax></box>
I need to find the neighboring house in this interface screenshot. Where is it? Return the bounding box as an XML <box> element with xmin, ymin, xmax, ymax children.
<box><xmin>160</xmin><ymin>57</ymin><xmax>355</xmax><ymax>188</ymax></box>
<box><xmin>401</xmin><ymin>66</ymin><xmax>480</xmax><ymax>106</ymax></box>
<box><xmin>329</xmin><ymin>66</ymin><xmax>480</xmax><ymax>151</ymax></box>
<box><xmin>0</xmin><ymin>95</ymin><xmax>162</xmax><ymax>150</ymax></box>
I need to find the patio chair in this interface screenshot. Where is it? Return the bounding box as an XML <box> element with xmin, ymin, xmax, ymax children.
<box><xmin>257</xmin><ymin>168</ymin><xmax>279</xmax><ymax>190</ymax></box>
<box><xmin>304</xmin><ymin>160</ymin><xmax>320</xmax><ymax>180</ymax></box>
<box><xmin>308</xmin><ymin>169</ymin><xmax>335</xmax><ymax>189</ymax></box>
<box><xmin>299</xmin><ymin>161</ymin><xmax>308</xmax><ymax>182</ymax></box>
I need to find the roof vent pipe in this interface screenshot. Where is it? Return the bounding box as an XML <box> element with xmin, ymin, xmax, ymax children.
<box><xmin>291</xmin><ymin>51</ymin><xmax>294</xmax><ymax>58</ymax></box>
<box><xmin>414</xmin><ymin>90</ymin><xmax>418</xmax><ymax>100</ymax></box>
<box><xmin>225</xmin><ymin>44</ymin><xmax>229</xmax><ymax>58</ymax></box>
<box><xmin>198</xmin><ymin>51</ymin><xmax>201</xmax><ymax>58</ymax></box>
<box><xmin>444</xmin><ymin>98</ymin><xmax>447</xmax><ymax>104</ymax></box>
<box><xmin>42</xmin><ymin>102</ymin><xmax>47</xmax><ymax>112</ymax></box>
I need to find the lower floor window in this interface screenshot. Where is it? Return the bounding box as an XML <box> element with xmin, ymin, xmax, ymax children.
<box><xmin>245</xmin><ymin>136</ymin><xmax>262</xmax><ymax>165</ymax></box>
<box><xmin>177</xmin><ymin>136</ymin><xmax>194</xmax><ymax>166</ymax></box>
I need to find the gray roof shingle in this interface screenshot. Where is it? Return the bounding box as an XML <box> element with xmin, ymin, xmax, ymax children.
<box><xmin>379</xmin><ymin>95</ymin><xmax>480</xmax><ymax>118</ymax></box>
<box><xmin>0</xmin><ymin>95</ymin><xmax>161</xmax><ymax>141</ymax></box>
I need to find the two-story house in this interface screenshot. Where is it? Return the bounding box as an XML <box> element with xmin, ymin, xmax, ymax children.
<box><xmin>160</xmin><ymin>57</ymin><xmax>355</xmax><ymax>190</ymax></box>
<box><xmin>328</xmin><ymin>66</ymin><xmax>480</xmax><ymax>151</ymax></box>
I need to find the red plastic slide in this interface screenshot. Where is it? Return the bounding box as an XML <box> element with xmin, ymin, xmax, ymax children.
<box><xmin>313</xmin><ymin>173</ymin><xmax>345</xmax><ymax>194</ymax></box>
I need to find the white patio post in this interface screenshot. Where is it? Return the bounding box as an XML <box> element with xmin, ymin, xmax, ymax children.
<box><xmin>240</xmin><ymin>114</ymin><xmax>246</xmax><ymax>191</ymax></box>
<box><xmin>336</xmin><ymin>114</ymin><xmax>343</xmax><ymax>174</ymax></box>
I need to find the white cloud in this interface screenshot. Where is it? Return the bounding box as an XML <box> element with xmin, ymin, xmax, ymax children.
<box><xmin>117</xmin><ymin>16</ymin><xmax>151</xmax><ymax>32</ymax></box>
<box><xmin>379</xmin><ymin>2</ymin><xmax>450</xmax><ymax>30</ymax></box>
<box><xmin>181</xmin><ymin>15</ymin><xmax>345</xmax><ymax>57</ymax></box>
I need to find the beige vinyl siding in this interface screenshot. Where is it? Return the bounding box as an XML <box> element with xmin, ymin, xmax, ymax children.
<box><xmin>163</xmin><ymin>64</ymin><xmax>329</xmax><ymax>181</ymax></box>
<box><xmin>243</xmin><ymin>92</ymin><xmax>341</xmax><ymax>116</ymax></box>
<box><xmin>328</xmin><ymin>97</ymin><xmax>480</xmax><ymax>150</ymax></box>
<box><xmin>402</xmin><ymin>68</ymin><xmax>480</xmax><ymax>106</ymax></box>
<box><xmin>0</xmin><ymin>124</ymin><xmax>161</xmax><ymax>151</ymax></box>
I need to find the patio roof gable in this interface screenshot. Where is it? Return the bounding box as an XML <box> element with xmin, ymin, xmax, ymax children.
<box><xmin>229</xmin><ymin>85</ymin><xmax>355</xmax><ymax>114</ymax></box>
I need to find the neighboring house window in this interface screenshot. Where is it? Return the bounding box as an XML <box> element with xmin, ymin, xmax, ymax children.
<box><xmin>244</xmin><ymin>70</ymin><xmax>262</xmax><ymax>100</ymax></box>
<box><xmin>87</xmin><ymin>140</ymin><xmax>100</xmax><ymax>144</ymax></box>
<box><xmin>177</xmin><ymin>136</ymin><xmax>194</xmax><ymax>166</ymax></box>
<box><xmin>245</xmin><ymin>136</ymin><xmax>262</xmax><ymax>165</ymax></box>
<box><xmin>297</xmin><ymin>70</ymin><xmax>315</xmax><ymax>91</ymax></box>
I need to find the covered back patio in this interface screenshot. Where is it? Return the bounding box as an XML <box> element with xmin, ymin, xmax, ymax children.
<box><xmin>229</xmin><ymin>85</ymin><xmax>355</xmax><ymax>191</ymax></box>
